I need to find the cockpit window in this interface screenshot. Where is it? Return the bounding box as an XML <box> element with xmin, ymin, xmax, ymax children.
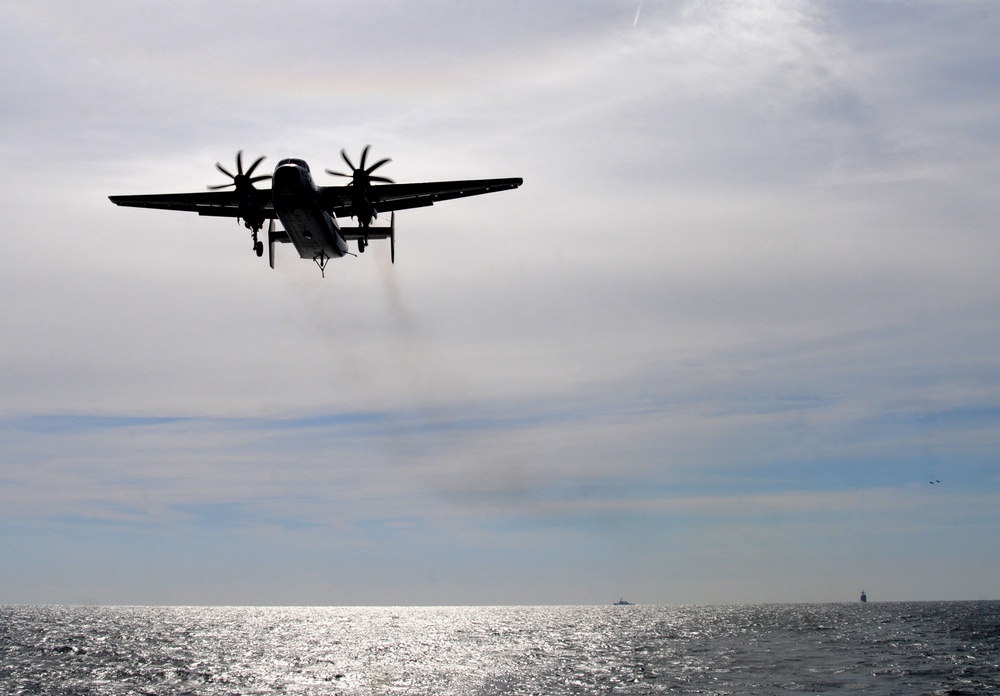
<box><xmin>276</xmin><ymin>158</ymin><xmax>310</xmax><ymax>172</ymax></box>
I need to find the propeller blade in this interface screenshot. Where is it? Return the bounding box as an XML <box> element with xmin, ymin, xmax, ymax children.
<box><xmin>212</xmin><ymin>151</ymin><xmax>269</xmax><ymax>191</ymax></box>
<box><xmin>245</xmin><ymin>154</ymin><xmax>267</xmax><ymax>178</ymax></box>
<box><xmin>365</xmin><ymin>157</ymin><xmax>392</xmax><ymax>174</ymax></box>
<box><xmin>330</xmin><ymin>146</ymin><xmax>392</xmax><ymax>186</ymax></box>
<box><xmin>340</xmin><ymin>149</ymin><xmax>356</xmax><ymax>171</ymax></box>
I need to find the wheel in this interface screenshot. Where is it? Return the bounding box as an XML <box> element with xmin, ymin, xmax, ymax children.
<box><xmin>358</xmin><ymin>239</ymin><xmax>367</xmax><ymax>253</ymax></box>
<box><xmin>255</xmin><ymin>241</ymin><xmax>264</xmax><ymax>257</ymax></box>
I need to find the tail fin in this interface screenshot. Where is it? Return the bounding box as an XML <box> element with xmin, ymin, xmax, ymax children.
<box><xmin>268</xmin><ymin>218</ymin><xmax>276</xmax><ymax>269</ymax></box>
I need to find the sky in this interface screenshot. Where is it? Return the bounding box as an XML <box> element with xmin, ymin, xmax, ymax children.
<box><xmin>1</xmin><ymin>0</ymin><xmax>999</xmax><ymax>606</ymax></box>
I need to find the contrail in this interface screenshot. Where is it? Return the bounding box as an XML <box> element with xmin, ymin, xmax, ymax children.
<box><xmin>634</xmin><ymin>1</ymin><xmax>642</xmax><ymax>26</ymax></box>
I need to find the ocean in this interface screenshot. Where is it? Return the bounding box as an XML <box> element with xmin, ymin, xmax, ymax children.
<box><xmin>1</xmin><ymin>602</ymin><xmax>997</xmax><ymax>694</ymax></box>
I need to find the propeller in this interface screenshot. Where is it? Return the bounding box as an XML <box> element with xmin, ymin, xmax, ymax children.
<box><xmin>208</xmin><ymin>150</ymin><xmax>271</xmax><ymax>191</ymax></box>
<box><xmin>208</xmin><ymin>151</ymin><xmax>270</xmax><ymax>236</ymax></box>
<box><xmin>325</xmin><ymin>145</ymin><xmax>394</xmax><ymax>186</ymax></box>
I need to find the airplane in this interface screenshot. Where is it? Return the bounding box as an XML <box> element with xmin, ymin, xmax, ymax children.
<box><xmin>109</xmin><ymin>147</ymin><xmax>522</xmax><ymax>276</ymax></box>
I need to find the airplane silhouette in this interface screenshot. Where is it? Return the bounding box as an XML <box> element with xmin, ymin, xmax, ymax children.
<box><xmin>110</xmin><ymin>148</ymin><xmax>522</xmax><ymax>276</ymax></box>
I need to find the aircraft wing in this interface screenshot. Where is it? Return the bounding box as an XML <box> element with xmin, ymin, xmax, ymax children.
<box><xmin>108</xmin><ymin>189</ymin><xmax>277</xmax><ymax>219</ymax></box>
<box><xmin>111</xmin><ymin>177</ymin><xmax>522</xmax><ymax>220</ymax></box>
<box><xmin>320</xmin><ymin>177</ymin><xmax>523</xmax><ymax>217</ymax></box>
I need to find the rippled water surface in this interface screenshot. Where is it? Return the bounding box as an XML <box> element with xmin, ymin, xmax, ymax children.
<box><xmin>1</xmin><ymin>602</ymin><xmax>998</xmax><ymax>694</ymax></box>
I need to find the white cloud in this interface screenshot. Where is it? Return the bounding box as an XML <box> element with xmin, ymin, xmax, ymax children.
<box><xmin>2</xmin><ymin>0</ymin><xmax>1000</xmax><ymax>603</ymax></box>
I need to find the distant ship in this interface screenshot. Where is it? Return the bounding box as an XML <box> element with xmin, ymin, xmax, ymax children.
<box><xmin>614</xmin><ymin>598</ymin><xmax>634</xmax><ymax>606</ymax></box>
<box><xmin>860</xmin><ymin>589</ymin><xmax>867</xmax><ymax>603</ymax></box>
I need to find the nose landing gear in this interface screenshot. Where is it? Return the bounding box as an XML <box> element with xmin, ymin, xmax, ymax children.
<box><xmin>313</xmin><ymin>251</ymin><xmax>330</xmax><ymax>278</ymax></box>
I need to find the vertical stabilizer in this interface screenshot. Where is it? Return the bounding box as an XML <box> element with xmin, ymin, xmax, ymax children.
<box><xmin>389</xmin><ymin>212</ymin><xmax>396</xmax><ymax>264</ymax></box>
<box><xmin>268</xmin><ymin>218</ymin><xmax>276</xmax><ymax>270</ymax></box>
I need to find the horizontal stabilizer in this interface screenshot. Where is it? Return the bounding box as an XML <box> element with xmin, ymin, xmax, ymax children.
<box><xmin>339</xmin><ymin>220</ymin><xmax>394</xmax><ymax>240</ymax></box>
<box><xmin>340</xmin><ymin>213</ymin><xmax>395</xmax><ymax>263</ymax></box>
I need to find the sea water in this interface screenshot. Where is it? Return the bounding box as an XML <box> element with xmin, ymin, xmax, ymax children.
<box><xmin>1</xmin><ymin>602</ymin><xmax>997</xmax><ymax>694</ymax></box>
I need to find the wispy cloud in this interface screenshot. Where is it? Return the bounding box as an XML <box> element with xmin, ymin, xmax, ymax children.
<box><xmin>1</xmin><ymin>0</ymin><xmax>999</xmax><ymax>604</ymax></box>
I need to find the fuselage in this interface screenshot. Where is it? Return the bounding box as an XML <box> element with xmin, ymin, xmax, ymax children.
<box><xmin>271</xmin><ymin>158</ymin><xmax>348</xmax><ymax>262</ymax></box>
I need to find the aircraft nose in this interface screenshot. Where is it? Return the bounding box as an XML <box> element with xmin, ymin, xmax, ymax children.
<box><xmin>272</xmin><ymin>162</ymin><xmax>312</xmax><ymax>207</ymax></box>
<box><xmin>273</xmin><ymin>163</ymin><xmax>300</xmax><ymax>185</ymax></box>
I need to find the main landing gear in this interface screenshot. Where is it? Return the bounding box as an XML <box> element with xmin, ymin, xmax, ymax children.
<box><xmin>247</xmin><ymin>223</ymin><xmax>264</xmax><ymax>257</ymax></box>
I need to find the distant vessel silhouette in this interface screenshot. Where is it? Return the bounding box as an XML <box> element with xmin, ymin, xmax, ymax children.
<box><xmin>614</xmin><ymin>598</ymin><xmax>634</xmax><ymax>606</ymax></box>
<box><xmin>860</xmin><ymin>589</ymin><xmax>867</xmax><ymax>603</ymax></box>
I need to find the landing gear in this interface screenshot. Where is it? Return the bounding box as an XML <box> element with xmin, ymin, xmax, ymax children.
<box><xmin>313</xmin><ymin>251</ymin><xmax>330</xmax><ymax>278</ymax></box>
<box><xmin>358</xmin><ymin>238</ymin><xmax>367</xmax><ymax>253</ymax></box>
<box><xmin>250</xmin><ymin>226</ymin><xmax>264</xmax><ymax>257</ymax></box>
